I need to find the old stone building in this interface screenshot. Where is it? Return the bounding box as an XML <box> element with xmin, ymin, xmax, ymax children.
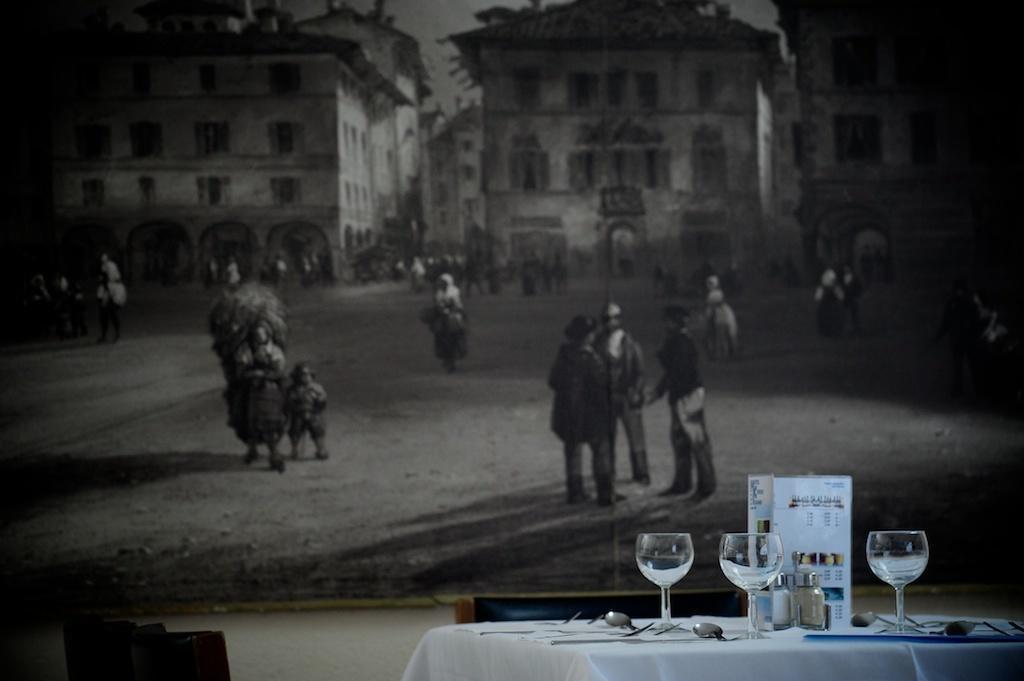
<box><xmin>424</xmin><ymin>102</ymin><xmax>486</xmax><ymax>253</ymax></box>
<box><xmin>298</xmin><ymin>0</ymin><xmax>431</xmax><ymax>251</ymax></box>
<box><xmin>50</xmin><ymin>0</ymin><xmax>409</xmax><ymax>284</ymax></box>
<box><xmin>449</xmin><ymin>0</ymin><xmax>782</xmax><ymax>276</ymax></box>
<box><xmin>774</xmin><ymin>0</ymin><xmax>1022</xmax><ymax>281</ymax></box>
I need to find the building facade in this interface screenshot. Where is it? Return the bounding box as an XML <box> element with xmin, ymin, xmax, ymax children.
<box><xmin>450</xmin><ymin>0</ymin><xmax>781</xmax><ymax>276</ymax></box>
<box><xmin>423</xmin><ymin>103</ymin><xmax>486</xmax><ymax>253</ymax></box>
<box><xmin>774</xmin><ymin>0</ymin><xmax>1022</xmax><ymax>281</ymax></box>
<box><xmin>298</xmin><ymin>0</ymin><xmax>431</xmax><ymax>252</ymax></box>
<box><xmin>50</xmin><ymin>1</ymin><xmax>407</xmax><ymax>284</ymax></box>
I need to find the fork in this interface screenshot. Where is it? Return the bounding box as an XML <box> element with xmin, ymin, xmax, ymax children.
<box><xmin>653</xmin><ymin>623</ymin><xmax>682</xmax><ymax>636</ymax></box>
<box><xmin>983</xmin><ymin>621</ymin><xmax>1013</xmax><ymax>636</ymax></box>
<box><xmin>619</xmin><ymin>622</ymin><xmax>655</xmax><ymax>637</ymax></box>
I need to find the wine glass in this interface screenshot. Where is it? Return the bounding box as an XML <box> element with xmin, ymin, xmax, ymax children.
<box><xmin>719</xmin><ymin>533</ymin><xmax>784</xmax><ymax>639</ymax></box>
<box><xmin>635</xmin><ymin>533</ymin><xmax>694</xmax><ymax>631</ymax></box>
<box><xmin>866</xmin><ymin>530</ymin><xmax>929</xmax><ymax>633</ymax></box>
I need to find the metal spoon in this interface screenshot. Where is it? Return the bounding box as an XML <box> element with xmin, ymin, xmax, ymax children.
<box><xmin>850</xmin><ymin>611</ymin><xmax>897</xmax><ymax>627</ymax></box>
<box><xmin>943</xmin><ymin>620</ymin><xmax>976</xmax><ymax>636</ymax></box>
<box><xmin>603</xmin><ymin>611</ymin><xmax>638</xmax><ymax>630</ymax></box>
<box><xmin>692</xmin><ymin>622</ymin><xmax>727</xmax><ymax>640</ymax></box>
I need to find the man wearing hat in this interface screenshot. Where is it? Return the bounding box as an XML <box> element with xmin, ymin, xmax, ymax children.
<box><xmin>597</xmin><ymin>301</ymin><xmax>650</xmax><ymax>486</ymax></box>
<box><xmin>648</xmin><ymin>305</ymin><xmax>716</xmax><ymax>498</ymax></box>
<box><xmin>548</xmin><ymin>315</ymin><xmax>616</xmax><ymax>506</ymax></box>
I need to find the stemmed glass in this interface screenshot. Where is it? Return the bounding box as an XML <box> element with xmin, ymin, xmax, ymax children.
<box><xmin>635</xmin><ymin>533</ymin><xmax>694</xmax><ymax>631</ymax></box>
<box><xmin>866</xmin><ymin>530</ymin><xmax>929</xmax><ymax>633</ymax></box>
<box><xmin>719</xmin><ymin>533</ymin><xmax>785</xmax><ymax>639</ymax></box>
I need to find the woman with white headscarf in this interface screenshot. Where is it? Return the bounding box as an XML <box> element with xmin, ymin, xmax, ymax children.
<box><xmin>814</xmin><ymin>268</ymin><xmax>846</xmax><ymax>338</ymax></box>
<box><xmin>431</xmin><ymin>273</ymin><xmax>467</xmax><ymax>372</ymax></box>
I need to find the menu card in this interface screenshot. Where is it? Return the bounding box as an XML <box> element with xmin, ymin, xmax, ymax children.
<box><xmin>748</xmin><ymin>475</ymin><xmax>852</xmax><ymax>625</ymax></box>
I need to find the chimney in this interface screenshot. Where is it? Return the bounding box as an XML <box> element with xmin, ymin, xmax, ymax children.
<box><xmin>529</xmin><ymin>0</ymin><xmax>542</xmax><ymax>11</ymax></box>
<box><xmin>715</xmin><ymin>3</ymin><xmax>731</xmax><ymax>18</ymax></box>
<box><xmin>326</xmin><ymin>0</ymin><xmax>343</xmax><ymax>13</ymax></box>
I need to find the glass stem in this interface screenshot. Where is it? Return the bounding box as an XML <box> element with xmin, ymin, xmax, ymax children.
<box><xmin>894</xmin><ymin>585</ymin><xmax>905</xmax><ymax>633</ymax></box>
<box><xmin>660</xmin><ymin>586</ymin><xmax>672</xmax><ymax>625</ymax></box>
<box><xmin>747</xmin><ymin>590</ymin><xmax>758</xmax><ymax>638</ymax></box>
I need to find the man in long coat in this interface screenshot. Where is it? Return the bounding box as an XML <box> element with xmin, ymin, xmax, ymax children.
<box><xmin>548</xmin><ymin>315</ymin><xmax>616</xmax><ymax>505</ymax></box>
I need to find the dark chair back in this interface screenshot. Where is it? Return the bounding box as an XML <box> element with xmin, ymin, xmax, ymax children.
<box><xmin>455</xmin><ymin>589</ymin><xmax>742</xmax><ymax>624</ymax></box>
<box><xmin>64</xmin><ymin>617</ymin><xmax>230</xmax><ymax>681</ymax></box>
<box><xmin>132</xmin><ymin>629</ymin><xmax>231</xmax><ymax>681</ymax></box>
<box><xmin>64</xmin><ymin>616</ymin><xmax>148</xmax><ymax>681</ymax></box>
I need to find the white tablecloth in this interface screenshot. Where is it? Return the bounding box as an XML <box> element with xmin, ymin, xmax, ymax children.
<box><xmin>400</xmin><ymin>616</ymin><xmax>1024</xmax><ymax>681</ymax></box>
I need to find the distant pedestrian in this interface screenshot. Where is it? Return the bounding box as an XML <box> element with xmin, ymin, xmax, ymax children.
<box><xmin>274</xmin><ymin>253</ymin><xmax>288</xmax><ymax>286</ymax></box>
<box><xmin>521</xmin><ymin>253</ymin><xmax>538</xmax><ymax>296</ymax></box>
<box><xmin>300</xmin><ymin>255</ymin><xmax>314</xmax><ymax>287</ymax></box>
<box><xmin>704</xmin><ymin>275</ymin><xmax>739</xmax><ymax>359</ymax></box>
<box><xmin>841</xmin><ymin>265</ymin><xmax>863</xmax><ymax>335</ymax></box>
<box><xmin>541</xmin><ymin>256</ymin><xmax>553</xmax><ymax>294</ymax></box>
<box><xmin>24</xmin><ymin>273</ymin><xmax>51</xmax><ymax>337</ymax></box>
<box><xmin>971</xmin><ymin>290</ymin><xmax>1014</xmax><ymax>403</ymax></box>
<box><xmin>205</xmin><ymin>257</ymin><xmax>219</xmax><ymax>289</ymax></box>
<box><xmin>410</xmin><ymin>257</ymin><xmax>426</xmax><ymax>293</ymax></box>
<box><xmin>652</xmin><ymin>262</ymin><xmax>666</xmax><ymax>298</ymax></box>
<box><xmin>96</xmin><ymin>271</ymin><xmax>122</xmax><ymax>343</ymax></box>
<box><xmin>648</xmin><ymin>305</ymin><xmax>716</xmax><ymax>498</ymax></box>
<box><xmin>552</xmin><ymin>253</ymin><xmax>568</xmax><ymax>294</ymax></box>
<box><xmin>464</xmin><ymin>256</ymin><xmax>485</xmax><ymax>298</ymax></box>
<box><xmin>70</xmin><ymin>281</ymin><xmax>88</xmax><ymax>338</ymax></box>
<box><xmin>429</xmin><ymin>273</ymin><xmax>468</xmax><ymax>373</ymax></box>
<box><xmin>597</xmin><ymin>302</ymin><xmax>649</xmax><ymax>486</ymax></box>
<box><xmin>52</xmin><ymin>274</ymin><xmax>72</xmax><ymax>340</ymax></box>
<box><xmin>286</xmin><ymin>362</ymin><xmax>329</xmax><ymax>460</ymax></box>
<box><xmin>226</xmin><ymin>257</ymin><xmax>241</xmax><ymax>289</ymax></box>
<box><xmin>814</xmin><ymin>268</ymin><xmax>845</xmax><ymax>338</ymax></box>
<box><xmin>933</xmin><ymin>278</ymin><xmax>979</xmax><ymax>397</ymax></box>
<box><xmin>548</xmin><ymin>315</ymin><xmax>616</xmax><ymax>506</ymax></box>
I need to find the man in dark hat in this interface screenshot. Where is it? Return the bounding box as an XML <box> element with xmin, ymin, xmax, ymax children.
<box><xmin>648</xmin><ymin>305</ymin><xmax>716</xmax><ymax>498</ymax></box>
<box><xmin>596</xmin><ymin>301</ymin><xmax>649</xmax><ymax>486</ymax></box>
<box><xmin>548</xmin><ymin>315</ymin><xmax>616</xmax><ymax>506</ymax></box>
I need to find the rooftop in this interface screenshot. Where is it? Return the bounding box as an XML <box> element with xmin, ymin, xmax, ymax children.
<box><xmin>450</xmin><ymin>0</ymin><xmax>779</xmax><ymax>83</ymax></box>
<box><xmin>53</xmin><ymin>29</ymin><xmax>411</xmax><ymax>105</ymax></box>
<box><xmin>134</xmin><ymin>0</ymin><xmax>244</xmax><ymax>19</ymax></box>
<box><xmin>452</xmin><ymin>0</ymin><xmax>776</xmax><ymax>48</ymax></box>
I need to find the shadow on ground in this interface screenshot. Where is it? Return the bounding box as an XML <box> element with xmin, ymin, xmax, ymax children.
<box><xmin>0</xmin><ymin>452</ymin><xmax>247</xmax><ymax>523</ymax></box>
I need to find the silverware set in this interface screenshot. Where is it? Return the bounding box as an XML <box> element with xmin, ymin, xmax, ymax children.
<box><xmin>852</xmin><ymin>612</ymin><xmax>1024</xmax><ymax>637</ymax></box>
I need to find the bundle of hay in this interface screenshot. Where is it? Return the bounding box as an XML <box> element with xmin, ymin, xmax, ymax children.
<box><xmin>208</xmin><ymin>283</ymin><xmax>287</xmax><ymax>378</ymax></box>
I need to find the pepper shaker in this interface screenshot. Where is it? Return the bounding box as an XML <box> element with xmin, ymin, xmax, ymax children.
<box><xmin>793</xmin><ymin>570</ymin><xmax>826</xmax><ymax>630</ymax></box>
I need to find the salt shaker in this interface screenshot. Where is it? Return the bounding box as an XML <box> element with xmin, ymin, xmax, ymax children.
<box><xmin>793</xmin><ymin>570</ymin><xmax>826</xmax><ymax>630</ymax></box>
<box><xmin>770</xmin><ymin>573</ymin><xmax>792</xmax><ymax>630</ymax></box>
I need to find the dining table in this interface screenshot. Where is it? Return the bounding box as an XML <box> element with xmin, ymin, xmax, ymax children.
<box><xmin>400</xmin><ymin>614</ymin><xmax>1024</xmax><ymax>681</ymax></box>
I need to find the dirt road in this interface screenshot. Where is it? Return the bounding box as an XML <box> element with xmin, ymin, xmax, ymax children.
<box><xmin>1</xmin><ymin>277</ymin><xmax>1021</xmax><ymax>609</ymax></box>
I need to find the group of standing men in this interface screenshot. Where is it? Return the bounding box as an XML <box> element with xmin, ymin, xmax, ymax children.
<box><xmin>547</xmin><ymin>302</ymin><xmax>716</xmax><ymax>507</ymax></box>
